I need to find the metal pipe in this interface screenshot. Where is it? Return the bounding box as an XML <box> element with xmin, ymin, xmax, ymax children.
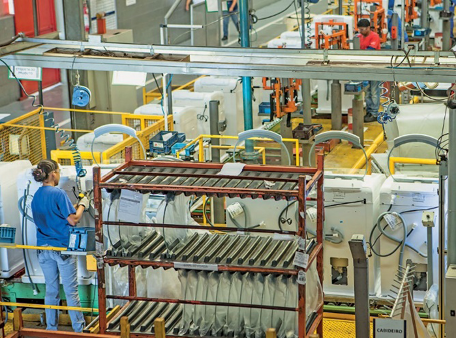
<box><xmin>443</xmin><ymin>0</ymin><xmax>451</xmax><ymax>50</ymax></box>
<box><xmin>338</xmin><ymin>0</ymin><xmax>343</xmax><ymax>15</ymax></box>
<box><xmin>439</xmin><ymin>158</ymin><xmax>447</xmax><ymax>336</ymax></box>
<box><xmin>239</xmin><ymin>0</ymin><xmax>254</xmax><ymax>153</ymax></box>
<box><xmin>352</xmin><ymin>93</ymin><xmax>364</xmax><ymax>146</ymax></box>
<box><xmin>427</xmin><ymin>227</ymin><xmax>434</xmax><ymax>290</ymax></box>
<box><xmin>331</xmin><ymin>80</ymin><xmax>342</xmax><ymax>130</ymax></box>
<box><xmin>209</xmin><ymin>100</ymin><xmax>224</xmax><ymax>224</ymax></box>
<box><xmin>401</xmin><ymin>0</ymin><xmax>405</xmax><ymax>49</ymax></box>
<box><xmin>391</xmin><ymin>13</ymin><xmax>399</xmax><ymax>50</ymax></box>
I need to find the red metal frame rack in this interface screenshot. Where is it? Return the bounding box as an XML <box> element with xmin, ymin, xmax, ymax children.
<box><xmin>93</xmin><ymin>147</ymin><xmax>325</xmax><ymax>338</ymax></box>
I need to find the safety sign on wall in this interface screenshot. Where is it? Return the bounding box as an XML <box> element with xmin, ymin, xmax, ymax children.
<box><xmin>373</xmin><ymin>318</ymin><xmax>406</xmax><ymax>338</ymax></box>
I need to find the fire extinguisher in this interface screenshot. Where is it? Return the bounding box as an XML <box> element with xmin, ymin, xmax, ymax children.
<box><xmin>83</xmin><ymin>1</ymin><xmax>90</xmax><ymax>33</ymax></box>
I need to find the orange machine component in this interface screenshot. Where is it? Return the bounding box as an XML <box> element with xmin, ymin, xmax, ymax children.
<box><xmin>405</xmin><ymin>0</ymin><xmax>419</xmax><ymax>22</ymax></box>
<box><xmin>314</xmin><ymin>20</ymin><xmax>350</xmax><ymax>49</ymax></box>
<box><xmin>262</xmin><ymin>78</ymin><xmax>302</xmax><ymax>119</ymax></box>
<box><xmin>430</xmin><ymin>0</ymin><xmax>442</xmax><ymax>6</ymax></box>
<box><xmin>354</xmin><ymin>0</ymin><xmax>388</xmax><ymax>43</ymax></box>
<box><xmin>391</xmin><ymin>26</ymin><xmax>397</xmax><ymax>39</ymax></box>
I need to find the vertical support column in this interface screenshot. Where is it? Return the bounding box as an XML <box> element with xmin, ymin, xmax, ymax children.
<box><xmin>297</xmin><ymin>176</ymin><xmax>307</xmax><ymax>338</ymax></box>
<box><xmin>154</xmin><ymin>318</ymin><xmax>166</xmax><ymax>338</ymax></box>
<box><xmin>13</xmin><ymin>308</ymin><xmax>23</xmax><ymax>332</ymax></box>
<box><xmin>239</xmin><ymin>0</ymin><xmax>254</xmax><ymax>154</ymax></box>
<box><xmin>391</xmin><ymin>13</ymin><xmax>399</xmax><ymax>50</ymax></box>
<box><xmin>316</xmin><ymin>153</ymin><xmax>324</xmax><ymax>338</ymax></box>
<box><xmin>447</xmin><ymin>107</ymin><xmax>456</xmax><ymax>266</ymax></box>
<box><xmin>439</xmin><ymin>159</ymin><xmax>447</xmax><ymax>336</ymax></box>
<box><xmin>349</xmin><ymin>235</ymin><xmax>370</xmax><ymax>338</ymax></box>
<box><xmin>443</xmin><ymin>0</ymin><xmax>451</xmax><ymax>50</ymax></box>
<box><xmin>120</xmin><ymin>317</ymin><xmax>131</xmax><ymax>338</ymax></box>
<box><xmin>128</xmin><ymin>266</ymin><xmax>137</xmax><ymax>297</ymax></box>
<box><xmin>331</xmin><ymin>80</ymin><xmax>342</xmax><ymax>130</ymax></box>
<box><xmin>352</xmin><ymin>93</ymin><xmax>364</xmax><ymax>146</ymax></box>
<box><xmin>280</xmin><ymin>117</ymin><xmax>294</xmax><ymax>165</ymax></box>
<box><xmin>427</xmin><ymin>226</ymin><xmax>434</xmax><ymax>289</ymax></box>
<box><xmin>93</xmin><ymin>166</ymin><xmax>107</xmax><ymax>333</ymax></box>
<box><xmin>401</xmin><ymin>0</ymin><xmax>406</xmax><ymax>49</ymax></box>
<box><xmin>209</xmin><ymin>100</ymin><xmax>224</xmax><ymax>224</ymax></box>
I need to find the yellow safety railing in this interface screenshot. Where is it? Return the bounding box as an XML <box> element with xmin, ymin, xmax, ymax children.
<box><xmin>101</xmin><ymin>115</ymin><xmax>173</xmax><ymax>164</ymax></box>
<box><xmin>389</xmin><ymin>157</ymin><xmax>438</xmax><ymax>174</ymax></box>
<box><xmin>176</xmin><ymin>134</ymin><xmax>300</xmax><ymax>166</ymax></box>
<box><xmin>52</xmin><ymin>115</ymin><xmax>173</xmax><ymax>165</ymax></box>
<box><xmin>0</xmin><ymin>108</ymin><xmax>46</xmax><ymax>165</ymax></box>
<box><xmin>142</xmin><ymin>76</ymin><xmax>205</xmax><ymax>105</ymax></box>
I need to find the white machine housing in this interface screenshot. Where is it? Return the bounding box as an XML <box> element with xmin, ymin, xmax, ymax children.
<box><xmin>134</xmin><ymin>104</ymin><xmax>199</xmax><ymax>140</ymax></box>
<box><xmin>16</xmin><ymin>166</ymin><xmax>101</xmax><ymax>285</ymax></box>
<box><xmin>0</xmin><ymin>160</ymin><xmax>32</xmax><ymax>278</ymax></box>
<box><xmin>193</xmin><ymin>76</ymin><xmax>264</xmax><ymax>140</ymax></box>
<box><xmin>76</xmin><ymin>132</ymin><xmax>124</xmax><ymax>153</ymax></box>
<box><xmin>227</xmin><ymin>173</ymin><xmax>386</xmax><ymax>298</ymax></box>
<box><xmin>320</xmin><ymin>174</ymin><xmax>385</xmax><ymax>297</ymax></box>
<box><xmin>379</xmin><ymin>176</ymin><xmax>439</xmax><ymax>301</ymax></box>
<box><xmin>171</xmin><ymin>90</ymin><xmax>227</xmax><ymax>136</ymax></box>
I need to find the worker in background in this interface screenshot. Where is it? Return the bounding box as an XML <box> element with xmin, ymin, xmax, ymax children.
<box><xmin>186</xmin><ymin>0</ymin><xmax>239</xmax><ymax>42</ymax></box>
<box><xmin>222</xmin><ymin>0</ymin><xmax>240</xmax><ymax>41</ymax></box>
<box><xmin>357</xmin><ymin>19</ymin><xmax>381</xmax><ymax>122</ymax></box>
<box><xmin>31</xmin><ymin>160</ymin><xmax>89</xmax><ymax>332</ymax></box>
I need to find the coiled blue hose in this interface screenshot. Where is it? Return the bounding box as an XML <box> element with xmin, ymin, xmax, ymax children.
<box><xmin>41</xmin><ymin>109</ymin><xmax>86</xmax><ymax>181</ymax></box>
<box><xmin>305</xmin><ymin>0</ymin><xmax>312</xmax><ymax>47</ymax></box>
<box><xmin>377</xmin><ymin>82</ymin><xmax>398</xmax><ymax>124</ymax></box>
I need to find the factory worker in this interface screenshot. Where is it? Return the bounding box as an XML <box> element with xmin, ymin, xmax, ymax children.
<box><xmin>31</xmin><ymin>159</ymin><xmax>89</xmax><ymax>332</ymax></box>
<box><xmin>357</xmin><ymin>19</ymin><xmax>381</xmax><ymax>123</ymax></box>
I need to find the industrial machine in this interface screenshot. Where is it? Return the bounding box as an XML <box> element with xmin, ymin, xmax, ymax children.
<box><xmin>314</xmin><ymin>20</ymin><xmax>350</xmax><ymax>49</ymax></box>
<box><xmin>171</xmin><ymin>90</ymin><xmax>227</xmax><ymax>136</ymax></box>
<box><xmin>134</xmin><ymin>104</ymin><xmax>199</xmax><ymax>139</ymax></box>
<box><xmin>0</xmin><ymin>161</ymin><xmax>32</xmax><ymax>278</ymax></box>
<box><xmin>262</xmin><ymin>77</ymin><xmax>302</xmax><ymax>120</ymax></box>
<box><xmin>378</xmin><ymin>176</ymin><xmax>439</xmax><ymax>301</ymax></box>
<box><xmin>227</xmin><ymin>173</ymin><xmax>386</xmax><ymax>298</ymax></box>
<box><xmin>76</xmin><ymin>132</ymin><xmax>124</xmax><ymax>153</ymax></box>
<box><xmin>193</xmin><ymin>76</ymin><xmax>264</xmax><ymax>139</ymax></box>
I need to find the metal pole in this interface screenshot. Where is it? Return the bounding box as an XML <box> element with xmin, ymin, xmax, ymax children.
<box><xmin>421</xmin><ymin>0</ymin><xmax>429</xmax><ymax>29</ymax></box>
<box><xmin>338</xmin><ymin>0</ymin><xmax>343</xmax><ymax>15</ymax></box>
<box><xmin>209</xmin><ymin>100</ymin><xmax>224</xmax><ymax>224</ymax></box>
<box><xmin>160</xmin><ymin>27</ymin><xmax>170</xmax><ymax>131</ymax></box>
<box><xmin>391</xmin><ymin>13</ymin><xmax>399</xmax><ymax>50</ymax></box>
<box><xmin>443</xmin><ymin>0</ymin><xmax>451</xmax><ymax>50</ymax></box>
<box><xmin>239</xmin><ymin>0</ymin><xmax>254</xmax><ymax>153</ymax></box>
<box><xmin>331</xmin><ymin>80</ymin><xmax>342</xmax><ymax>130</ymax></box>
<box><xmin>439</xmin><ymin>158</ymin><xmax>448</xmax><ymax>337</ymax></box>
<box><xmin>353</xmin><ymin>93</ymin><xmax>364</xmax><ymax>146</ymax></box>
<box><xmin>349</xmin><ymin>235</ymin><xmax>370</xmax><ymax>338</ymax></box>
<box><xmin>301</xmin><ymin>0</ymin><xmax>312</xmax><ymax>126</ymax></box>
<box><xmin>427</xmin><ymin>227</ymin><xmax>434</xmax><ymax>289</ymax></box>
<box><xmin>401</xmin><ymin>0</ymin><xmax>405</xmax><ymax>49</ymax></box>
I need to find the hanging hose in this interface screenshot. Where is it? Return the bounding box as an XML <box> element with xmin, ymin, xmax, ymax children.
<box><xmin>347</xmin><ymin>0</ymin><xmax>353</xmax><ymax>15</ymax></box>
<box><xmin>42</xmin><ymin>109</ymin><xmax>86</xmax><ymax>188</ymax></box>
<box><xmin>377</xmin><ymin>82</ymin><xmax>400</xmax><ymax>125</ymax></box>
<box><xmin>304</xmin><ymin>0</ymin><xmax>312</xmax><ymax>47</ymax></box>
<box><xmin>0</xmin><ymin>58</ymin><xmax>86</xmax><ymax>190</ymax></box>
<box><xmin>21</xmin><ymin>182</ymin><xmax>39</xmax><ymax>295</ymax></box>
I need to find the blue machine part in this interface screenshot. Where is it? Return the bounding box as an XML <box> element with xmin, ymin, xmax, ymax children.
<box><xmin>259</xmin><ymin>102</ymin><xmax>271</xmax><ymax>115</ymax></box>
<box><xmin>72</xmin><ymin>86</ymin><xmax>91</xmax><ymax>107</ymax></box>
<box><xmin>171</xmin><ymin>142</ymin><xmax>196</xmax><ymax>157</ymax></box>
<box><xmin>68</xmin><ymin>227</ymin><xmax>95</xmax><ymax>251</ymax></box>
<box><xmin>149</xmin><ymin>131</ymin><xmax>183</xmax><ymax>154</ymax></box>
<box><xmin>413</xmin><ymin>28</ymin><xmax>431</xmax><ymax>37</ymax></box>
<box><xmin>344</xmin><ymin>81</ymin><xmax>367</xmax><ymax>93</ymax></box>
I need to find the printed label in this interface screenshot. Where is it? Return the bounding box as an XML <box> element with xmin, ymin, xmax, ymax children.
<box><xmin>297</xmin><ymin>270</ymin><xmax>307</xmax><ymax>285</ymax></box>
<box><xmin>293</xmin><ymin>251</ymin><xmax>309</xmax><ymax>269</ymax></box>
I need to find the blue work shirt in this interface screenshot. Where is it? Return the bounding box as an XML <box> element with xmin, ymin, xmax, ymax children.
<box><xmin>227</xmin><ymin>1</ymin><xmax>238</xmax><ymax>11</ymax></box>
<box><xmin>31</xmin><ymin>186</ymin><xmax>76</xmax><ymax>248</ymax></box>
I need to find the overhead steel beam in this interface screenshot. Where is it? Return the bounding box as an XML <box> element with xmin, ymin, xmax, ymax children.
<box><xmin>2</xmin><ymin>38</ymin><xmax>456</xmax><ymax>82</ymax></box>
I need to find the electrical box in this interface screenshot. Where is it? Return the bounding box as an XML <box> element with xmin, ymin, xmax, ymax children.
<box><xmin>68</xmin><ymin>227</ymin><xmax>96</xmax><ymax>252</ymax></box>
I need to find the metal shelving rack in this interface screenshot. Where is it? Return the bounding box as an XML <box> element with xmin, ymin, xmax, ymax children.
<box><xmin>93</xmin><ymin>147</ymin><xmax>325</xmax><ymax>338</ymax></box>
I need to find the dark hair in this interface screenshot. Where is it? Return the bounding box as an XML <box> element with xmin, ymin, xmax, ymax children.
<box><xmin>358</xmin><ymin>19</ymin><xmax>371</xmax><ymax>28</ymax></box>
<box><xmin>32</xmin><ymin>160</ymin><xmax>59</xmax><ymax>183</ymax></box>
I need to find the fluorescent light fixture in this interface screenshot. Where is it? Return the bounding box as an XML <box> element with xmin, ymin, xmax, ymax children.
<box><xmin>112</xmin><ymin>71</ymin><xmax>147</xmax><ymax>86</ymax></box>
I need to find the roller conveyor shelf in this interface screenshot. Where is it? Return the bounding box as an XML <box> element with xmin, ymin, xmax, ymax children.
<box><xmin>106</xmin><ymin>232</ymin><xmax>318</xmax><ymax>272</ymax></box>
<box><xmin>100</xmin><ymin>161</ymin><xmax>318</xmax><ymax>200</ymax></box>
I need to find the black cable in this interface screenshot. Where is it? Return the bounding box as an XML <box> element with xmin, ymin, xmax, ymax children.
<box><xmin>257</xmin><ymin>0</ymin><xmax>294</xmax><ymax>20</ymax></box>
<box><xmin>325</xmin><ymin>199</ymin><xmax>366</xmax><ymax>208</ymax></box>
<box><xmin>107</xmin><ymin>200</ymin><xmax>114</xmax><ymax>247</ymax></box>
<box><xmin>203</xmin><ymin>198</ymin><xmax>215</xmax><ymax>227</ymax></box>
<box><xmin>152</xmin><ymin>73</ymin><xmax>163</xmax><ymax>98</ymax></box>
